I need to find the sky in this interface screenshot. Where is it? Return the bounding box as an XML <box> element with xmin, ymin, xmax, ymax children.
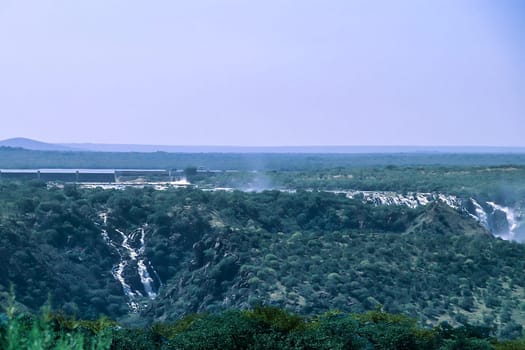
<box><xmin>0</xmin><ymin>0</ymin><xmax>524</xmax><ymax>146</ymax></box>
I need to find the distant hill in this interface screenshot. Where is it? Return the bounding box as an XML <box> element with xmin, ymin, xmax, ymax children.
<box><xmin>3</xmin><ymin>137</ymin><xmax>525</xmax><ymax>154</ymax></box>
<box><xmin>0</xmin><ymin>138</ymin><xmax>75</xmax><ymax>151</ymax></box>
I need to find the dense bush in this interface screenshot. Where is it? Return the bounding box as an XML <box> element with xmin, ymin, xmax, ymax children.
<box><xmin>4</xmin><ymin>306</ymin><xmax>523</xmax><ymax>349</ymax></box>
<box><xmin>1</xmin><ymin>170</ymin><xmax>524</xmax><ymax>338</ymax></box>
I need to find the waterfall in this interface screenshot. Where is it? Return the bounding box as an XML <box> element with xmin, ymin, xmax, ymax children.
<box><xmin>345</xmin><ymin>191</ymin><xmax>461</xmax><ymax>210</ymax></box>
<box><xmin>468</xmin><ymin>199</ymin><xmax>489</xmax><ymax>229</ymax></box>
<box><xmin>340</xmin><ymin>191</ymin><xmax>522</xmax><ymax>241</ymax></box>
<box><xmin>486</xmin><ymin>202</ymin><xmax>519</xmax><ymax>241</ymax></box>
<box><xmin>98</xmin><ymin>213</ymin><xmax>161</xmax><ymax>311</ymax></box>
<box><xmin>137</xmin><ymin>259</ymin><xmax>157</xmax><ymax>299</ymax></box>
<box><xmin>136</xmin><ymin>227</ymin><xmax>158</xmax><ymax>299</ymax></box>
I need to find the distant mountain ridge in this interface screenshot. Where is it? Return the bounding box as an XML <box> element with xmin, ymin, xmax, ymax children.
<box><xmin>0</xmin><ymin>137</ymin><xmax>75</xmax><ymax>151</ymax></box>
<box><xmin>2</xmin><ymin>137</ymin><xmax>525</xmax><ymax>153</ymax></box>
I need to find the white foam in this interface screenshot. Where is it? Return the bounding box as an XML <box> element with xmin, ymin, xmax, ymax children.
<box><xmin>99</xmin><ymin>216</ymin><xmax>160</xmax><ymax>311</ymax></box>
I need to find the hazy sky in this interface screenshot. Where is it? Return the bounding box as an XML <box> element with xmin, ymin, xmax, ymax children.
<box><xmin>0</xmin><ymin>0</ymin><xmax>524</xmax><ymax>146</ymax></box>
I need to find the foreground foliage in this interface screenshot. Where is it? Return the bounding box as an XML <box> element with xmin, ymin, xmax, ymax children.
<box><xmin>2</xmin><ymin>306</ymin><xmax>525</xmax><ymax>349</ymax></box>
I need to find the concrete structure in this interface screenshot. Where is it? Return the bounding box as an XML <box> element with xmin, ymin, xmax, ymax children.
<box><xmin>0</xmin><ymin>169</ymin><xmax>116</xmax><ymax>182</ymax></box>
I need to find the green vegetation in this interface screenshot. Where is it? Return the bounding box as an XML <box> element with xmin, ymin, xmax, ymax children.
<box><xmin>0</xmin><ymin>181</ymin><xmax>127</xmax><ymax>319</ymax></box>
<box><xmin>0</xmin><ymin>297</ymin><xmax>112</xmax><ymax>350</ymax></box>
<box><xmin>3</xmin><ymin>305</ymin><xmax>525</xmax><ymax>349</ymax></box>
<box><xmin>0</xmin><ymin>181</ymin><xmax>524</xmax><ymax>340</ymax></box>
<box><xmin>2</xmin><ymin>156</ymin><xmax>525</xmax><ymax>347</ymax></box>
<box><xmin>3</xmin><ymin>146</ymin><xmax>525</xmax><ymax>203</ymax></box>
<box><xmin>269</xmin><ymin>166</ymin><xmax>525</xmax><ymax>204</ymax></box>
<box><xmin>2</xmin><ymin>146</ymin><xmax>525</xmax><ymax>171</ymax></box>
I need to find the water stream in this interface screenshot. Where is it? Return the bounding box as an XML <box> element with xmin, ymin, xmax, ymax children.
<box><xmin>341</xmin><ymin>191</ymin><xmax>522</xmax><ymax>241</ymax></box>
<box><xmin>98</xmin><ymin>212</ymin><xmax>161</xmax><ymax>311</ymax></box>
<box><xmin>468</xmin><ymin>199</ymin><xmax>489</xmax><ymax>228</ymax></box>
<box><xmin>486</xmin><ymin>202</ymin><xmax>519</xmax><ymax>241</ymax></box>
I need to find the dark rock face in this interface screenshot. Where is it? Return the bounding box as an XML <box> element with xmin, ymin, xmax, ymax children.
<box><xmin>490</xmin><ymin>210</ymin><xmax>510</xmax><ymax>236</ymax></box>
<box><xmin>406</xmin><ymin>202</ymin><xmax>490</xmax><ymax>236</ymax></box>
<box><xmin>211</xmin><ymin>255</ymin><xmax>240</xmax><ymax>283</ymax></box>
<box><xmin>120</xmin><ymin>261</ymin><xmax>143</xmax><ymax>292</ymax></box>
<box><xmin>192</xmin><ymin>241</ymin><xmax>205</xmax><ymax>268</ymax></box>
<box><xmin>464</xmin><ymin>200</ymin><xmax>478</xmax><ymax>217</ymax></box>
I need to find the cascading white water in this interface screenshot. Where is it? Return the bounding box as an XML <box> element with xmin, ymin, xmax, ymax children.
<box><xmin>437</xmin><ymin>194</ymin><xmax>460</xmax><ymax>209</ymax></box>
<box><xmin>344</xmin><ymin>191</ymin><xmax>462</xmax><ymax>209</ymax></box>
<box><xmin>136</xmin><ymin>227</ymin><xmax>158</xmax><ymax>299</ymax></box>
<box><xmin>465</xmin><ymin>198</ymin><xmax>490</xmax><ymax>231</ymax></box>
<box><xmin>486</xmin><ymin>202</ymin><xmax>519</xmax><ymax>240</ymax></box>
<box><xmin>113</xmin><ymin>260</ymin><xmax>140</xmax><ymax>311</ymax></box>
<box><xmin>468</xmin><ymin>199</ymin><xmax>489</xmax><ymax>229</ymax></box>
<box><xmin>115</xmin><ymin>227</ymin><xmax>159</xmax><ymax>299</ymax></box>
<box><xmin>137</xmin><ymin>259</ymin><xmax>157</xmax><ymax>299</ymax></box>
<box><xmin>98</xmin><ymin>212</ymin><xmax>160</xmax><ymax>311</ymax></box>
<box><xmin>338</xmin><ymin>191</ymin><xmax>522</xmax><ymax>241</ymax></box>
